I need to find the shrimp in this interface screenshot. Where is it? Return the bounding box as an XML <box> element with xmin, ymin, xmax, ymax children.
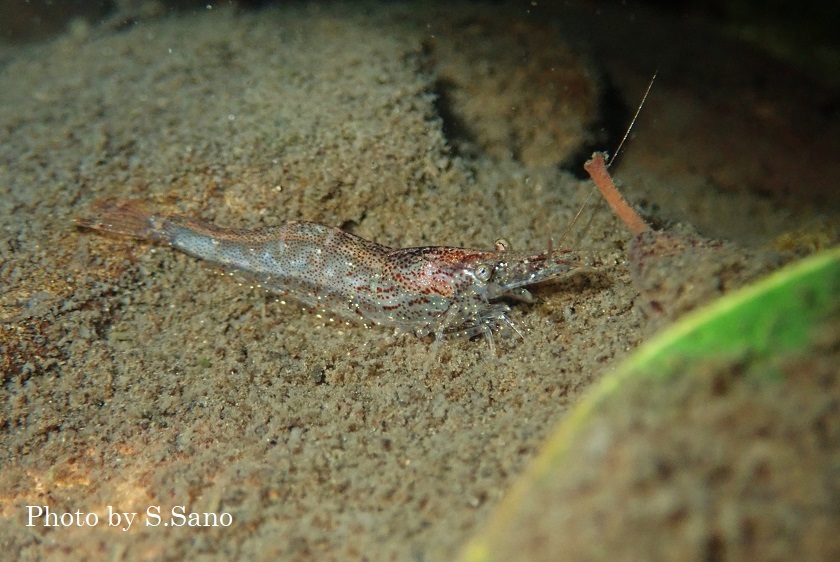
<box><xmin>75</xmin><ymin>199</ymin><xmax>591</xmax><ymax>354</ymax></box>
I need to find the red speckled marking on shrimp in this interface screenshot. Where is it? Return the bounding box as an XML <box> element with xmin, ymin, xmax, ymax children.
<box><xmin>75</xmin><ymin>199</ymin><xmax>589</xmax><ymax>353</ymax></box>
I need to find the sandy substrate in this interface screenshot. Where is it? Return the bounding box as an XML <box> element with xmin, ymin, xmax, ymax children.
<box><xmin>1</xmin><ymin>1</ymin><xmax>838</xmax><ymax>560</ymax></box>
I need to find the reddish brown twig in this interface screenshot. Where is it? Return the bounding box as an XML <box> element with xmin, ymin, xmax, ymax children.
<box><xmin>583</xmin><ymin>152</ymin><xmax>651</xmax><ymax>235</ymax></box>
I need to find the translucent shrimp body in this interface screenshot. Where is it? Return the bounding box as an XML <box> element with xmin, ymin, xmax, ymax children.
<box><xmin>76</xmin><ymin>200</ymin><xmax>587</xmax><ymax>350</ymax></box>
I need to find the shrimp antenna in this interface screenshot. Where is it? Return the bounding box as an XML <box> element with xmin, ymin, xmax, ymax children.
<box><xmin>555</xmin><ymin>187</ymin><xmax>597</xmax><ymax>245</ymax></box>
<box><xmin>607</xmin><ymin>69</ymin><xmax>658</xmax><ymax>169</ymax></box>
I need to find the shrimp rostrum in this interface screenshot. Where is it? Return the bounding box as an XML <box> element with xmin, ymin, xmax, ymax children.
<box><xmin>76</xmin><ymin>199</ymin><xmax>590</xmax><ymax>353</ymax></box>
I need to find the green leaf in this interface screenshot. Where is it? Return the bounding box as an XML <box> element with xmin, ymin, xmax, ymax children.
<box><xmin>460</xmin><ymin>246</ymin><xmax>840</xmax><ymax>562</ymax></box>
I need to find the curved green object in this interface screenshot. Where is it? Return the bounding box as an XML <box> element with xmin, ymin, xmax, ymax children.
<box><xmin>460</xmin><ymin>246</ymin><xmax>840</xmax><ymax>561</ymax></box>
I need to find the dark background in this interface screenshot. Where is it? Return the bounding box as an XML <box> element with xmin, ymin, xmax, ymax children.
<box><xmin>2</xmin><ymin>0</ymin><xmax>839</xmax><ymax>90</ymax></box>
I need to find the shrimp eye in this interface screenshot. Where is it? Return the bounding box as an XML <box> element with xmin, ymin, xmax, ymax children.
<box><xmin>474</xmin><ymin>263</ymin><xmax>492</xmax><ymax>282</ymax></box>
<box><xmin>494</xmin><ymin>238</ymin><xmax>511</xmax><ymax>252</ymax></box>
